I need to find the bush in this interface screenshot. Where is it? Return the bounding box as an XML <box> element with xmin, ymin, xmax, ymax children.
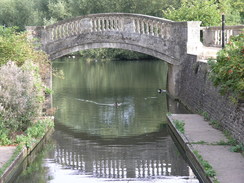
<box><xmin>0</xmin><ymin>26</ymin><xmax>49</xmax><ymax>68</ymax></box>
<box><xmin>0</xmin><ymin>61</ymin><xmax>44</xmax><ymax>132</ymax></box>
<box><xmin>208</xmin><ymin>33</ymin><xmax>244</xmax><ymax>102</ymax></box>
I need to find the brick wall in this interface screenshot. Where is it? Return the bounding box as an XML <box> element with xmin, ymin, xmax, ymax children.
<box><xmin>178</xmin><ymin>55</ymin><xmax>244</xmax><ymax>144</ymax></box>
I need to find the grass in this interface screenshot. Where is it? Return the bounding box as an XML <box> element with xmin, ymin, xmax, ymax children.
<box><xmin>0</xmin><ymin>117</ymin><xmax>54</xmax><ymax>178</ymax></box>
<box><xmin>198</xmin><ymin>112</ymin><xmax>244</xmax><ymax>154</ymax></box>
<box><xmin>209</xmin><ymin>120</ymin><xmax>222</xmax><ymax>130</ymax></box>
<box><xmin>191</xmin><ymin>141</ymin><xmax>207</xmax><ymax>145</ymax></box>
<box><xmin>202</xmin><ymin>111</ymin><xmax>210</xmax><ymax>121</ymax></box>
<box><xmin>173</xmin><ymin>119</ymin><xmax>185</xmax><ymax>134</ymax></box>
<box><xmin>193</xmin><ymin>150</ymin><xmax>218</xmax><ymax>180</ymax></box>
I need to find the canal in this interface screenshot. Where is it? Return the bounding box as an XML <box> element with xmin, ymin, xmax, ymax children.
<box><xmin>12</xmin><ymin>58</ymin><xmax>199</xmax><ymax>183</ymax></box>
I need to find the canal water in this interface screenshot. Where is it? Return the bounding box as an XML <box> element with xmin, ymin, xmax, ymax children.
<box><xmin>12</xmin><ymin>58</ymin><xmax>199</xmax><ymax>183</ymax></box>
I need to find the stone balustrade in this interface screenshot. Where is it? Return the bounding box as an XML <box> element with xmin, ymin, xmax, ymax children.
<box><xmin>43</xmin><ymin>13</ymin><xmax>174</xmax><ymax>43</ymax></box>
<box><xmin>201</xmin><ymin>25</ymin><xmax>244</xmax><ymax>47</ymax></box>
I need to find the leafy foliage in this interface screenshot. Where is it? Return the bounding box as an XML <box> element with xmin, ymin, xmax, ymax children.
<box><xmin>0</xmin><ymin>61</ymin><xmax>44</xmax><ymax>132</ymax></box>
<box><xmin>173</xmin><ymin>119</ymin><xmax>185</xmax><ymax>134</ymax></box>
<box><xmin>0</xmin><ymin>26</ymin><xmax>49</xmax><ymax>67</ymax></box>
<box><xmin>0</xmin><ymin>26</ymin><xmax>51</xmax><ymax>145</ymax></box>
<box><xmin>16</xmin><ymin>118</ymin><xmax>54</xmax><ymax>148</ymax></box>
<box><xmin>163</xmin><ymin>0</ymin><xmax>221</xmax><ymax>26</ymax></box>
<box><xmin>193</xmin><ymin>150</ymin><xmax>217</xmax><ymax>178</ymax></box>
<box><xmin>208</xmin><ymin>33</ymin><xmax>244</xmax><ymax>101</ymax></box>
<box><xmin>163</xmin><ymin>0</ymin><xmax>243</xmax><ymax>26</ymax></box>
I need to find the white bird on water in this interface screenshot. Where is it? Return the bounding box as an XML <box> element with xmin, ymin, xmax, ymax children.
<box><xmin>157</xmin><ymin>89</ymin><xmax>167</xmax><ymax>93</ymax></box>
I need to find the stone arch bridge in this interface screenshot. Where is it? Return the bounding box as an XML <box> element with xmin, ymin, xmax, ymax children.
<box><xmin>26</xmin><ymin>13</ymin><xmax>205</xmax><ymax>97</ymax></box>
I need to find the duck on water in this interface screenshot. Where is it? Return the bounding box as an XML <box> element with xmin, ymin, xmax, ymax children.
<box><xmin>114</xmin><ymin>102</ymin><xmax>122</xmax><ymax>107</ymax></box>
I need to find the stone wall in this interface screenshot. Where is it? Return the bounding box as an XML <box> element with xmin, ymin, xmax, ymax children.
<box><xmin>178</xmin><ymin>55</ymin><xmax>244</xmax><ymax>144</ymax></box>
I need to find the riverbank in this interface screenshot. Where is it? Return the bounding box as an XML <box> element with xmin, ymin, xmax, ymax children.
<box><xmin>167</xmin><ymin>114</ymin><xmax>244</xmax><ymax>183</ymax></box>
<box><xmin>0</xmin><ymin>117</ymin><xmax>54</xmax><ymax>183</ymax></box>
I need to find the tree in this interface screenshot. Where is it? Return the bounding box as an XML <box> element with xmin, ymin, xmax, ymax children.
<box><xmin>163</xmin><ymin>0</ymin><xmax>221</xmax><ymax>26</ymax></box>
<box><xmin>163</xmin><ymin>0</ymin><xmax>243</xmax><ymax>26</ymax></box>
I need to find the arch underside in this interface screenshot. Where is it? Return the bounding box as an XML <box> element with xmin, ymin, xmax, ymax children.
<box><xmin>49</xmin><ymin>42</ymin><xmax>179</xmax><ymax>65</ymax></box>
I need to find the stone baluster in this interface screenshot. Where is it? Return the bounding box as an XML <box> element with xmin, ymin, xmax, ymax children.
<box><xmin>72</xmin><ymin>21</ymin><xmax>76</xmax><ymax>35</ymax></box>
<box><xmin>104</xmin><ymin>19</ymin><xmax>107</xmax><ymax>30</ymax></box>
<box><xmin>101</xmin><ymin>18</ymin><xmax>104</xmax><ymax>31</ymax></box>
<box><xmin>62</xmin><ymin>24</ymin><xmax>66</xmax><ymax>38</ymax></box>
<box><xmin>117</xmin><ymin>18</ymin><xmax>122</xmax><ymax>31</ymax></box>
<box><xmin>134</xmin><ymin>19</ymin><xmax>138</xmax><ymax>33</ymax></box>
<box><xmin>110</xmin><ymin>18</ymin><xmax>114</xmax><ymax>31</ymax></box>
<box><xmin>73</xmin><ymin>21</ymin><xmax>77</xmax><ymax>36</ymax></box>
<box><xmin>218</xmin><ymin>30</ymin><xmax>222</xmax><ymax>45</ymax></box>
<box><xmin>57</xmin><ymin>25</ymin><xmax>61</xmax><ymax>39</ymax></box>
<box><xmin>144</xmin><ymin>20</ymin><xmax>149</xmax><ymax>35</ymax></box>
<box><xmin>64</xmin><ymin>24</ymin><xmax>68</xmax><ymax>38</ymax></box>
<box><xmin>70</xmin><ymin>22</ymin><xmax>74</xmax><ymax>36</ymax></box>
<box><xmin>149</xmin><ymin>20</ymin><xmax>154</xmax><ymax>36</ymax></box>
<box><xmin>76</xmin><ymin>20</ymin><xmax>80</xmax><ymax>35</ymax></box>
<box><xmin>97</xmin><ymin>18</ymin><xmax>101</xmax><ymax>31</ymax></box>
<box><xmin>148</xmin><ymin>20</ymin><xmax>151</xmax><ymax>35</ymax></box>
<box><xmin>57</xmin><ymin>25</ymin><xmax>61</xmax><ymax>40</ymax></box>
<box><xmin>107</xmin><ymin>18</ymin><xmax>111</xmax><ymax>30</ymax></box>
<box><xmin>92</xmin><ymin>18</ymin><xmax>97</xmax><ymax>32</ymax></box>
<box><xmin>60</xmin><ymin>24</ymin><xmax>64</xmax><ymax>39</ymax></box>
<box><xmin>214</xmin><ymin>30</ymin><xmax>219</xmax><ymax>45</ymax></box>
<box><xmin>74</xmin><ymin>21</ymin><xmax>78</xmax><ymax>35</ymax></box>
<box><xmin>77</xmin><ymin>20</ymin><xmax>81</xmax><ymax>34</ymax></box>
<box><xmin>226</xmin><ymin>29</ymin><xmax>232</xmax><ymax>43</ymax></box>
<box><xmin>52</xmin><ymin>27</ymin><xmax>57</xmax><ymax>41</ymax></box>
<box><xmin>50</xmin><ymin>27</ymin><xmax>54</xmax><ymax>41</ymax></box>
<box><xmin>154</xmin><ymin>22</ymin><xmax>159</xmax><ymax>37</ymax></box>
<box><xmin>102</xmin><ymin>18</ymin><xmax>105</xmax><ymax>31</ymax></box>
<box><xmin>95</xmin><ymin>18</ymin><xmax>99</xmax><ymax>32</ymax></box>
<box><xmin>111</xmin><ymin>18</ymin><xmax>115</xmax><ymax>30</ymax></box>
<box><xmin>160</xmin><ymin>23</ymin><xmax>165</xmax><ymax>38</ymax></box>
<box><xmin>106</xmin><ymin>18</ymin><xmax>109</xmax><ymax>30</ymax></box>
<box><xmin>107</xmin><ymin>18</ymin><xmax>110</xmax><ymax>30</ymax></box>
<box><xmin>66</xmin><ymin>23</ymin><xmax>70</xmax><ymax>37</ymax></box>
<box><xmin>140</xmin><ymin>20</ymin><xmax>144</xmax><ymax>34</ymax></box>
<box><xmin>111</xmin><ymin>17</ymin><xmax>115</xmax><ymax>30</ymax></box>
<box><xmin>52</xmin><ymin>27</ymin><xmax>56</xmax><ymax>41</ymax></box>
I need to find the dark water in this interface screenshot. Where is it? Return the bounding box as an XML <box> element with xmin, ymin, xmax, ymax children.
<box><xmin>12</xmin><ymin>58</ymin><xmax>199</xmax><ymax>183</ymax></box>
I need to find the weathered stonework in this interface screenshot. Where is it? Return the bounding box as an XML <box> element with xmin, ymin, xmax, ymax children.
<box><xmin>26</xmin><ymin>13</ymin><xmax>202</xmax><ymax>64</ymax></box>
<box><xmin>179</xmin><ymin>55</ymin><xmax>244</xmax><ymax>144</ymax></box>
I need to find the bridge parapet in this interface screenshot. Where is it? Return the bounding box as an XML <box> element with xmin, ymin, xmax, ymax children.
<box><xmin>201</xmin><ymin>25</ymin><xmax>244</xmax><ymax>47</ymax></box>
<box><xmin>43</xmin><ymin>13</ymin><xmax>175</xmax><ymax>43</ymax></box>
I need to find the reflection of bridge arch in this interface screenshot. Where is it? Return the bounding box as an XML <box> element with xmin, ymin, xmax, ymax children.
<box><xmin>52</xmin><ymin>123</ymin><xmax>193</xmax><ymax>179</ymax></box>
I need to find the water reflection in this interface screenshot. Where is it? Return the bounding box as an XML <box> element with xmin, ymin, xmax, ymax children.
<box><xmin>12</xmin><ymin>58</ymin><xmax>198</xmax><ymax>183</ymax></box>
<box><xmin>51</xmin><ymin>124</ymin><xmax>192</xmax><ymax>180</ymax></box>
<box><xmin>53</xmin><ymin>59</ymin><xmax>169</xmax><ymax>137</ymax></box>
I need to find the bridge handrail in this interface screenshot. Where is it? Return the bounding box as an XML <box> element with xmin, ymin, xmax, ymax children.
<box><xmin>43</xmin><ymin>13</ymin><xmax>176</xmax><ymax>43</ymax></box>
<box><xmin>45</xmin><ymin>13</ymin><xmax>174</xmax><ymax>28</ymax></box>
<box><xmin>201</xmin><ymin>25</ymin><xmax>244</xmax><ymax>47</ymax></box>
